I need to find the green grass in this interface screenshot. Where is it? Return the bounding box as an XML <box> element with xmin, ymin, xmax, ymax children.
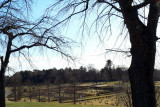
<box><xmin>6</xmin><ymin>102</ymin><xmax>106</xmax><ymax>107</ymax></box>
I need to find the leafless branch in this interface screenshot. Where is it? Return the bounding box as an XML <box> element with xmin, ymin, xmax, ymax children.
<box><xmin>106</xmin><ymin>49</ymin><xmax>130</xmax><ymax>54</ymax></box>
<box><xmin>0</xmin><ymin>0</ymin><xmax>11</xmax><ymax>9</ymax></box>
<box><xmin>97</xmin><ymin>0</ymin><xmax>121</xmax><ymax>12</ymax></box>
<box><xmin>133</xmin><ymin>1</ymin><xmax>150</xmax><ymax>9</ymax></box>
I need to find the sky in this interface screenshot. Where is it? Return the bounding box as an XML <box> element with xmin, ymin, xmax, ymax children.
<box><xmin>6</xmin><ymin>0</ymin><xmax>160</xmax><ymax>75</ymax></box>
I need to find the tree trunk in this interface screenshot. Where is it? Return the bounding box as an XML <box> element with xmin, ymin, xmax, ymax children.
<box><xmin>29</xmin><ymin>84</ymin><xmax>32</xmax><ymax>102</ymax></box>
<box><xmin>14</xmin><ymin>85</ymin><xmax>17</xmax><ymax>101</ymax></box>
<box><xmin>118</xmin><ymin>1</ymin><xmax>158</xmax><ymax>106</ymax></box>
<box><xmin>58</xmin><ymin>82</ymin><xmax>61</xmax><ymax>103</ymax></box>
<box><xmin>29</xmin><ymin>87</ymin><xmax>32</xmax><ymax>102</ymax></box>
<box><xmin>73</xmin><ymin>83</ymin><xmax>76</xmax><ymax>104</ymax></box>
<box><xmin>0</xmin><ymin>72</ymin><xmax>5</xmax><ymax>107</ymax></box>
<box><xmin>47</xmin><ymin>83</ymin><xmax>50</xmax><ymax>102</ymax></box>
<box><xmin>38</xmin><ymin>84</ymin><xmax>41</xmax><ymax>102</ymax></box>
<box><xmin>128</xmin><ymin>29</ymin><xmax>157</xmax><ymax>107</ymax></box>
<box><xmin>0</xmin><ymin>36</ymin><xmax>12</xmax><ymax>107</ymax></box>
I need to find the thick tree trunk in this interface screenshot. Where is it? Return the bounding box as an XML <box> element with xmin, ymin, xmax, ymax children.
<box><xmin>0</xmin><ymin>36</ymin><xmax>12</xmax><ymax>107</ymax></box>
<box><xmin>118</xmin><ymin>1</ymin><xmax>158</xmax><ymax>106</ymax></box>
<box><xmin>0</xmin><ymin>72</ymin><xmax>5</xmax><ymax>107</ymax></box>
<box><xmin>128</xmin><ymin>30</ymin><xmax>157</xmax><ymax>107</ymax></box>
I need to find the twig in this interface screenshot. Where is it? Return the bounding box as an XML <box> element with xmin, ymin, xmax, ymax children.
<box><xmin>106</xmin><ymin>49</ymin><xmax>130</xmax><ymax>53</ymax></box>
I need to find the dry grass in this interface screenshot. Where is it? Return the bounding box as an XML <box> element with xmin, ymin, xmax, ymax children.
<box><xmin>5</xmin><ymin>81</ymin><xmax>135</xmax><ymax>106</ymax></box>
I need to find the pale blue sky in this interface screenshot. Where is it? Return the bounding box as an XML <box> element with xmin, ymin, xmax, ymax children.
<box><xmin>6</xmin><ymin>0</ymin><xmax>160</xmax><ymax>75</ymax></box>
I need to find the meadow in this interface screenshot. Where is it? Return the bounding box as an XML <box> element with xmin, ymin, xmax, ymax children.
<box><xmin>6</xmin><ymin>81</ymin><xmax>160</xmax><ymax>107</ymax></box>
<box><xmin>6</xmin><ymin>81</ymin><xmax>134</xmax><ymax>107</ymax></box>
<box><xmin>6</xmin><ymin>102</ymin><xmax>106</xmax><ymax>107</ymax></box>
<box><xmin>8</xmin><ymin>81</ymin><xmax>160</xmax><ymax>107</ymax></box>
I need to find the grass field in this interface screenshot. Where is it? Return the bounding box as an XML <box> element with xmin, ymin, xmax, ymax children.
<box><xmin>6</xmin><ymin>81</ymin><xmax>160</xmax><ymax>107</ymax></box>
<box><xmin>5</xmin><ymin>81</ymin><xmax>136</xmax><ymax>107</ymax></box>
<box><xmin>6</xmin><ymin>102</ymin><xmax>107</xmax><ymax>107</ymax></box>
<box><xmin>6</xmin><ymin>81</ymin><xmax>132</xmax><ymax>106</ymax></box>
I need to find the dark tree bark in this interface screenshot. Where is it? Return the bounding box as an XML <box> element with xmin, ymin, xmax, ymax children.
<box><xmin>0</xmin><ymin>64</ymin><xmax>9</xmax><ymax>107</ymax></box>
<box><xmin>0</xmin><ymin>36</ymin><xmax>12</xmax><ymax>107</ymax></box>
<box><xmin>128</xmin><ymin>29</ymin><xmax>157</xmax><ymax>107</ymax></box>
<box><xmin>119</xmin><ymin>1</ymin><xmax>159</xmax><ymax>106</ymax></box>
<box><xmin>0</xmin><ymin>71</ymin><xmax>5</xmax><ymax>107</ymax></box>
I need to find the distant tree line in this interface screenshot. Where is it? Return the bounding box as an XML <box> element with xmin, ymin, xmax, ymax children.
<box><xmin>5</xmin><ymin>63</ymin><xmax>160</xmax><ymax>86</ymax></box>
<box><xmin>5</xmin><ymin>65</ymin><xmax>130</xmax><ymax>86</ymax></box>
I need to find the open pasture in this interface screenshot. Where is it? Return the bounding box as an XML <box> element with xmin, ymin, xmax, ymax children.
<box><xmin>6</xmin><ymin>102</ymin><xmax>105</xmax><ymax>107</ymax></box>
<box><xmin>5</xmin><ymin>81</ymin><xmax>140</xmax><ymax>106</ymax></box>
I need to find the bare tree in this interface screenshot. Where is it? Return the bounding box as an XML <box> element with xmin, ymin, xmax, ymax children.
<box><xmin>45</xmin><ymin>0</ymin><xmax>160</xmax><ymax>106</ymax></box>
<box><xmin>105</xmin><ymin>59</ymin><xmax>113</xmax><ymax>81</ymax></box>
<box><xmin>119</xmin><ymin>82</ymin><xmax>132</xmax><ymax>107</ymax></box>
<box><xmin>11</xmin><ymin>84</ymin><xmax>17</xmax><ymax>102</ymax></box>
<box><xmin>0</xmin><ymin>0</ymin><xmax>74</xmax><ymax>107</ymax></box>
<box><xmin>69</xmin><ymin>70</ymin><xmax>78</xmax><ymax>104</ymax></box>
<box><xmin>54</xmin><ymin>76</ymin><xmax>63</xmax><ymax>103</ymax></box>
<box><xmin>45</xmin><ymin>79</ymin><xmax>51</xmax><ymax>102</ymax></box>
<box><xmin>17</xmin><ymin>85</ymin><xmax>23</xmax><ymax>101</ymax></box>
<box><xmin>10</xmin><ymin>72</ymin><xmax>22</xmax><ymax>102</ymax></box>
<box><xmin>27</xmin><ymin>81</ymin><xmax>33</xmax><ymax>102</ymax></box>
<box><xmin>106</xmin><ymin>59</ymin><xmax>112</xmax><ymax>69</ymax></box>
<box><xmin>38</xmin><ymin>84</ymin><xmax>41</xmax><ymax>102</ymax></box>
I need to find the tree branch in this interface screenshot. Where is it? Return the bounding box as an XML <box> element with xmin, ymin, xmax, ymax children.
<box><xmin>97</xmin><ymin>0</ymin><xmax>121</xmax><ymax>12</ymax></box>
<box><xmin>11</xmin><ymin>43</ymin><xmax>37</xmax><ymax>53</ymax></box>
<box><xmin>43</xmin><ymin>0</ymin><xmax>90</xmax><ymax>35</ymax></box>
<box><xmin>133</xmin><ymin>1</ymin><xmax>150</xmax><ymax>9</ymax></box>
<box><xmin>106</xmin><ymin>49</ymin><xmax>130</xmax><ymax>53</ymax></box>
<box><xmin>0</xmin><ymin>56</ymin><xmax>3</xmax><ymax>66</ymax></box>
<box><xmin>11</xmin><ymin>42</ymin><xmax>57</xmax><ymax>53</ymax></box>
<box><xmin>0</xmin><ymin>0</ymin><xmax>11</xmax><ymax>9</ymax></box>
<box><xmin>147</xmin><ymin>1</ymin><xmax>160</xmax><ymax>35</ymax></box>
